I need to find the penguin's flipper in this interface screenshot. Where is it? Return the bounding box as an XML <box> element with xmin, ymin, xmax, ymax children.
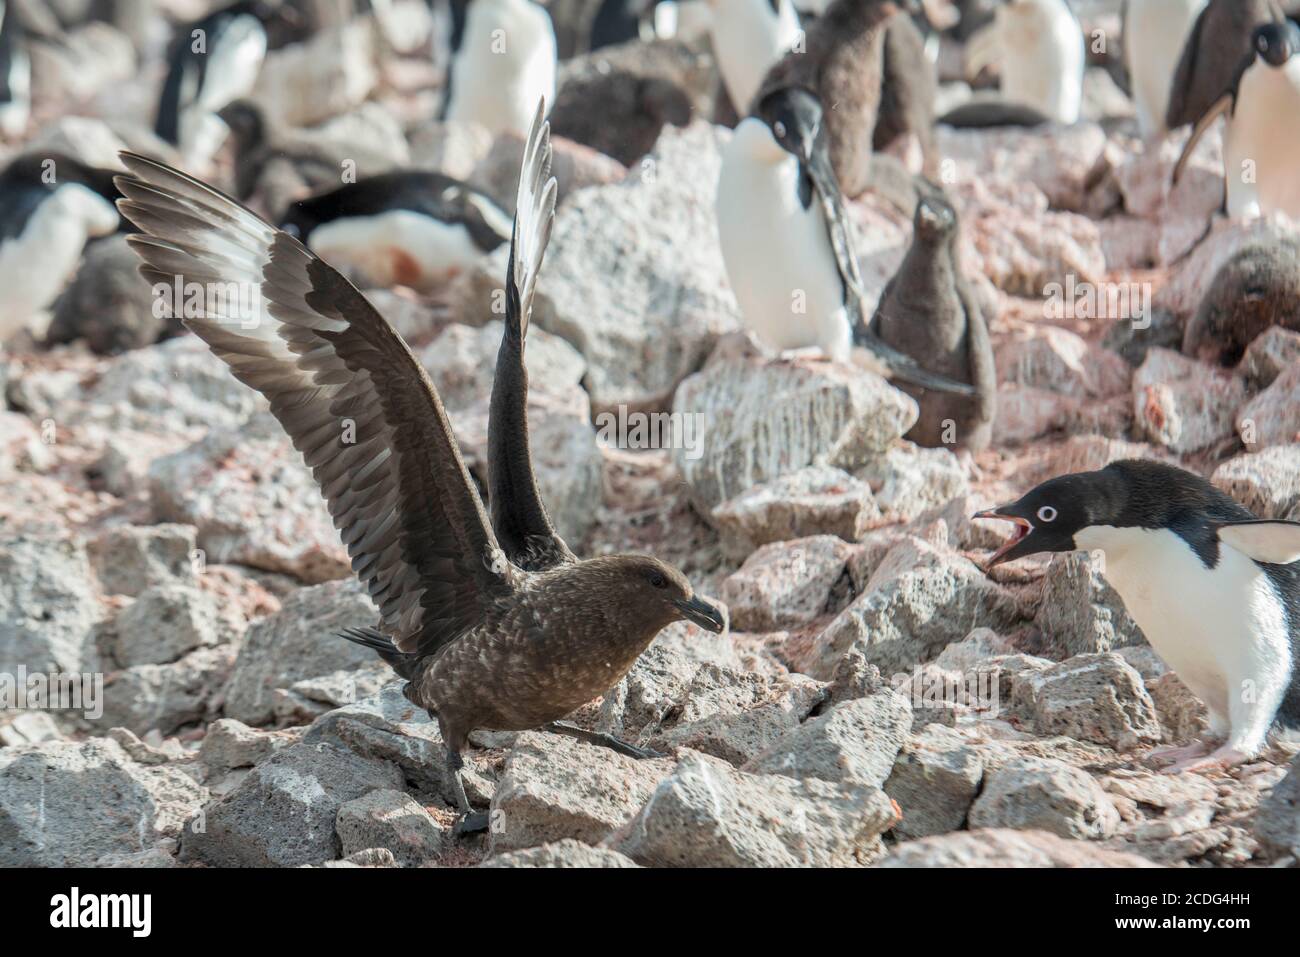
<box><xmin>1172</xmin><ymin>93</ymin><xmax>1233</xmax><ymax>187</ymax></box>
<box><xmin>1217</xmin><ymin>520</ymin><xmax>1300</xmax><ymax>565</ymax></box>
<box><xmin>856</xmin><ymin>328</ymin><xmax>977</xmax><ymax>396</ymax></box>
<box><xmin>1164</xmin><ymin>0</ymin><xmax>1208</xmax><ymax>129</ymax></box>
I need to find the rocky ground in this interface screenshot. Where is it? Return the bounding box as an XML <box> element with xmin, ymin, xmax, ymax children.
<box><xmin>3</xmin><ymin>0</ymin><xmax>1300</xmax><ymax>868</ymax></box>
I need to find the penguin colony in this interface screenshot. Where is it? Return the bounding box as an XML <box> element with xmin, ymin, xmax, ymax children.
<box><xmin>4</xmin><ymin>0</ymin><xmax>1300</xmax><ymax>865</ymax></box>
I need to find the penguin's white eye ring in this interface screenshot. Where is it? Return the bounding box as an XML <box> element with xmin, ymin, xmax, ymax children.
<box><xmin>773</xmin><ymin>121</ymin><xmax>787</xmax><ymax>138</ymax></box>
<box><xmin>1037</xmin><ymin>506</ymin><xmax>1057</xmax><ymax>523</ymax></box>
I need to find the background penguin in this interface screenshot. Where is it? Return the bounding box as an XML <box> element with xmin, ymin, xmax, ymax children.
<box><xmin>1182</xmin><ymin>236</ymin><xmax>1300</xmax><ymax>365</ymax></box>
<box><xmin>0</xmin><ymin>152</ymin><xmax>120</xmax><ymax>338</ymax></box>
<box><xmin>440</xmin><ymin>0</ymin><xmax>557</xmax><ymax>138</ymax></box>
<box><xmin>707</xmin><ymin>0</ymin><xmax>801</xmax><ymax>123</ymax></box>
<box><xmin>715</xmin><ymin>85</ymin><xmax>974</xmax><ymax>393</ymax></box>
<box><xmin>963</xmin><ymin>0</ymin><xmax>1084</xmax><ymax>125</ymax></box>
<box><xmin>0</xmin><ymin>0</ymin><xmax>31</xmax><ymax>140</ymax></box>
<box><xmin>874</xmin><ymin>8</ymin><xmax>937</xmax><ymax>170</ymax></box>
<box><xmin>977</xmin><ymin>459</ymin><xmax>1300</xmax><ymax>773</ymax></box>
<box><xmin>872</xmin><ymin>187</ymin><xmax>996</xmax><ymax>451</ymax></box>
<box><xmin>154</xmin><ymin>0</ymin><xmax>292</xmax><ymax>170</ymax></box>
<box><xmin>1172</xmin><ymin>19</ymin><xmax>1300</xmax><ymax>220</ymax></box>
<box><xmin>278</xmin><ymin>170</ymin><xmax>513</xmax><ymax>290</ymax></box>
<box><xmin>1122</xmin><ymin>0</ymin><xmax>1208</xmax><ymax>139</ymax></box>
<box><xmin>217</xmin><ymin>99</ymin><xmax>400</xmax><ymax>212</ymax></box>
<box><xmin>1165</xmin><ymin>0</ymin><xmax>1283</xmax><ymax>134</ymax></box>
<box><xmin>756</xmin><ymin>0</ymin><xmax>921</xmax><ymax>199</ymax></box>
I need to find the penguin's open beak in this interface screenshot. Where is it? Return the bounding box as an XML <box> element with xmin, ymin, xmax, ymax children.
<box><xmin>973</xmin><ymin>509</ymin><xmax>1034</xmax><ymax>569</ymax></box>
<box><xmin>674</xmin><ymin>595</ymin><xmax>728</xmax><ymax>633</ymax></box>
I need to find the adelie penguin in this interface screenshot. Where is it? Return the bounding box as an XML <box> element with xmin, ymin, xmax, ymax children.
<box><xmin>115</xmin><ymin>102</ymin><xmax>729</xmax><ymax>835</ymax></box>
<box><xmin>715</xmin><ymin>86</ymin><xmax>974</xmax><ymax>394</ymax></box>
<box><xmin>1165</xmin><ymin>0</ymin><xmax>1283</xmax><ymax>134</ymax></box>
<box><xmin>1172</xmin><ymin>19</ymin><xmax>1300</xmax><ymax>221</ymax></box>
<box><xmin>873</xmin><ymin>187</ymin><xmax>996</xmax><ymax>452</ymax></box>
<box><xmin>278</xmin><ymin>170</ymin><xmax>513</xmax><ymax>291</ymax></box>
<box><xmin>978</xmin><ymin>459</ymin><xmax>1300</xmax><ymax>772</ymax></box>
<box><xmin>964</xmin><ymin>0</ymin><xmax>1084</xmax><ymax>125</ymax></box>
<box><xmin>707</xmin><ymin>0</ymin><xmax>801</xmax><ymax>122</ymax></box>
<box><xmin>0</xmin><ymin>152</ymin><xmax>120</xmax><ymax>339</ymax></box>
<box><xmin>441</xmin><ymin>0</ymin><xmax>557</xmax><ymax>138</ymax></box>
<box><xmin>755</xmin><ymin>0</ymin><xmax>924</xmax><ymax>198</ymax></box>
<box><xmin>0</xmin><ymin>0</ymin><xmax>31</xmax><ymax>140</ymax></box>
<box><xmin>154</xmin><ymin>0</ymin><xmax>296</xmax><ymax>169</ymax></box>
<box><xmin>1122</xmin><ymin>0</ymin><xmax>1208</xmax><ymax>139</ymax></box>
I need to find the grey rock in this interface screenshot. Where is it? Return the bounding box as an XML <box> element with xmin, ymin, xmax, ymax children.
<box><xmin>222</xmin><ymin>579</ymin><xmax>379</xmax><ymax>727</ymax></box>
<box><xmin>881</xmin><ymin>827</ymin><xmax>1159</xmax><ymax>867</ymax></box>
<box><xmin>611</xmin><ymin>752</ymin><xmax>899</xmax><ymax>867</ymax></box>
<box><xmin>0</xmin><ymin>533</ymin><xmax>102</xmax><ymax>675</ymax></box>
<box><xmin>743</xmin><ymin>689</ymin><xmax>912</xmax><ymax>788</ymax></box>
<box><xmin>806</xmin><ymin>536</ymin><xmax>1022</xmax><ymax>679</ymax></box>
<box><xmin>73</xmin><ymin>336</ymin><xmax>260</xmax><ymax>436</ymax></box>
<box><xmin>1035</xmin><ymin>551</ymin><xmax>1145</xmax><ymax>657</ymax></box>
<box><xmin>969</xmin><ymin>755</ymin><xmax>1120</xmax><ymax>840</ymax></box>
<box><xmin>199</xmin><ymin>718</ymin><xmax>299</xmax><ymax>770</ymax></box>
<box><xmin>720</xmin><ymin>536</ymin><xmax>853</xmax><ymax>631</ymax></box>
<box><xmin>482</xmin><ymin>839</ymin><xmax>640</xmax><ymax>868</ymax></box>
<box><xmin>1212</xmin><ymin>446</ymin><xmax>1300</xmax><ymax>520</ymax></box>
<box><xmin>336</xmin><ymin>789</ymin><xmax>446</xmax><ymax>866</ymax></box>
<box><xmin>180</xmin><ymin>739</ymin><xmax>404</xmax><ymax>867</ymax></box>
<box><xmin>884</xmin><ymin>725</ymin><xmax>984</xmax><ymax>839</ymax></box>
<box><xmin>107</xmin><ymin>583</ymin><xmax>234</xmax><ymax>667</ymax></box>
<box><xmin>674</xmin><ymin>356</ymin><xmax>917</xmax><ymax>516</ymax></box>
<box><xmin>148</xmin><ymin>412</ymin><xmax>350</xmax><ymax>583</ymax></box>
<box><xmin>98</xmin><ymin>645</ymin><xmax>235</xmax><ymax>736</ymax></box>
<box><xmin>1238</xmin><ymin>365</ymin><xmax>1300</xmax><ymax>452</ymax></box>
<box><xmin>857</xmin><ymin>444</ymin><xmax>970</xmax><ymax>523</ymax></box>
<box><xmin>0</xmin><ymin>738</ymin><xmax>206</xmax><ymax>866</ymax></box>
<box><xmin>648</xmin><ymin>665</ymin><xmax>826</xmax><ymax>766</ymax></box>
<box><xmin>87</xmin><ymin>523</ymin><xmax>198</xmax><ymax>597</ymax></box>
<box><xmin>1253</xmin><ymin>753</ymin><xmax>1300</xmax><ymax>859</ymax></box>
<box><xmin>595</xmin><ymin>622</ymin><xmax>746</xmax><ymax>743</ymax></box>
<box><xmin>710</xmin><ymin>466</ymin><xmax>881</xmax><ymax>553</ymax></box>
<box><xmin>1133</xmin><ymin>348</ymin><xmax>1247</xmax><ymax>454</ymax></box>
<box><xmin>1015</xmin><ymin>653</ymin><xmax>1162</xmax><ymax>751</ymax></box>
<box><xmin>489</xmin><ymin>732</ymin><xmax>673</xmax><ymax>854</ymax></box>
<box><xmin>1240</xmin><ymin>326</ymin><xmax>1300</xmax><ymax>387</ymax></box>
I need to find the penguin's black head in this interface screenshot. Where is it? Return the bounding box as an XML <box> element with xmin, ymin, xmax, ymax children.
<box><xmin>217</xmin><ymin>100</ymin><xmax>266</xmax><ymax>150</ymax></box>
<box><xmin>1254</xmin><ymin>20</ymin><xmax>1300</xmax><ymax>68</ymax></box>
<box><xmin>754</xmin><ymin>87</ymin><xmax>824</xmax><ymax>162</ymax></box>
<box><xmin>975</xmin><ymin>472</ymin><xmax>1110</xmax><ymax>568</ymax></box>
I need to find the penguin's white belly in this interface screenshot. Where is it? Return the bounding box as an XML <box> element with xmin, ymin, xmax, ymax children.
<box><xmin>1124</xmin><ymin>0</ymin><xmax>1207</xmax><ymax>138</ymax></box>
<box><xmin>1077</xmin><ymin>526</ymin><xmax>1291</xmax><ymax>730</ymax></box>
<box><xmin>999</xmin><ymin>7</ymin><xmax>1083</xmax><ymax>123</ymax></box>
<box><xmin>1225</xmin><ymin>61</ymin><xmax>1300</xmax><ymax>220</ymax></box>
<box><xmin>710</xmin><ymin>0</ymin><xmax>800</xmax><ymax>114</ymax></box>
<box><xmin>715</xmin><ymin>145</ymin><xmax>849</xmax><ymax>357</ymax></box>
<box><xmin>0</xmin><ymin>186</ymin><xmax>117</xmax><ymax>337</ymax></box>
<box><xmin>196</xmin><ymin>16</ymin><xmax>266</xmax><ymax>113</ymax></box>
<box><xmin>444</xmin><ymin>5</ymin><xmax>556</xmax><ymax>138</ymax></box>
<box><xmin>308</xmin><ymin>209</ymin><xmax>483</xmax><ymax>291</ymax></box>
<box><xmin>0</xmin><ymin>41</ymin><xmax>31</xmax><ymax>138</ymax></box>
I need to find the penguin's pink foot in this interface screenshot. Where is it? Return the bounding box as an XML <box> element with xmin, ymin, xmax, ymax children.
<box><xmin>1163</xmin><ymin>746</ymin><xmax>1249</xmax><ymax>775</ymax></box>
<box><xmin>1146</xmin><ymin>740</ymin><xmax>1211</xmax><ymax>767</ymax></box>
